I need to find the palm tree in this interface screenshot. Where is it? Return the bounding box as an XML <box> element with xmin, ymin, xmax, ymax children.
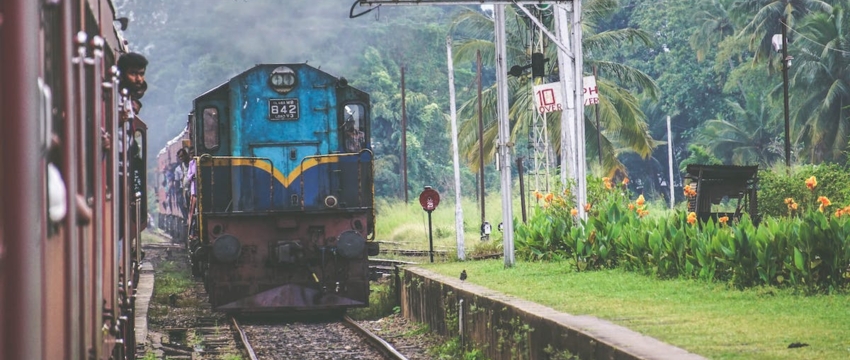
<box><xmin>693</xmin><ymin>93</ymin><xmax>785</xmax><ymax>167</ymax></box>
<box><xmin>732</xmin><ymin>0</ymin><xmax>832</xmax><ymax>64</ymax></box>
<box><xmin>690</xmin><ymin>0</ymin><xmax>737</xmax><ymax>63</ymax></box>
<box><xmin>451</xmin><ymin>1</ymin><xmax>659</xmax><ymax>177</ymax></box>
<box><xmin>791</xmin><ymin>2</ymin><xmax>850</xmax><ymax>163</ymax></box>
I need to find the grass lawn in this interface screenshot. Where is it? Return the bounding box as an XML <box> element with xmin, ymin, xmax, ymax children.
<box><xmin>422</xmin><ymin>259</ymin><xmax>850</xmax><ymax>360</ymax></box>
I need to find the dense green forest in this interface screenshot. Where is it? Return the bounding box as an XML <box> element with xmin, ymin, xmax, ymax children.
<box><xmin>117</xmin><ymin>0</ymin><xmax>849</xmax><ymax>202</ymax></box>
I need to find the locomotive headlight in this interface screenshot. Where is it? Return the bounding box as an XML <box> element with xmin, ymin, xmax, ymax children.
<box><xmin>269</xmin><ymin>66</ymin><xmax>297</xmax><ymax>94</ymax></box>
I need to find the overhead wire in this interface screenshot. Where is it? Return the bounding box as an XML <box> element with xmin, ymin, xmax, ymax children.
<box><xmin>780</xmin><ymin>18</ymin><xmax>850</xmax><ymax>56</ymax></box>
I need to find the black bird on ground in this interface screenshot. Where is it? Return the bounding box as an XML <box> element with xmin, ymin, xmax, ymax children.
<box><xmin>787</xmin><ymin>342</ymin><xmax>809</xmax><ymax>349</ymax></box>
<box><xmin>460</xmin><ymin>270</ymin><xmax>467</xmax><ymax>281</ymax></box>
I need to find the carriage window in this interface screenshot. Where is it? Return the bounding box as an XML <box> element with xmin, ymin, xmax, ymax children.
<box><xmin>203</xmin><ymin>107</ymin><xmax>219</xmax><ymax>150</ymax></box>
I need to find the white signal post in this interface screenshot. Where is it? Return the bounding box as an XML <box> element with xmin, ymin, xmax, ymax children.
<box><xmin>355</xmin><ymin>0</ymin><xmax>582</xmax><ymax>268</ymax></box>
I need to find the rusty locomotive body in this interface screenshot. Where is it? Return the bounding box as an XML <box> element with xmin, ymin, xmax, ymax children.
<box><xmin>158</xmin><ymin>64</ymin><xmax>378</xmax><ymax>312</ymax></box>
<box><xmin>1</xmin><ymin>1</ymin><xmax>148</xmax><ymax>359</ymax></box>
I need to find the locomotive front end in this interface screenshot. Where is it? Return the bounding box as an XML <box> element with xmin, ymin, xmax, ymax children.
<box><xmin>185</xmin><ymin>64</ymin><xmax>377</xmax><ymax>312</ymax></box>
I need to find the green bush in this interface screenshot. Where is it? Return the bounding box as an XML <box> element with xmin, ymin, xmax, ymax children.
<box><xmin>758</xmin><ymin>163</ymin><xmax>850</xmax><ymax>217</ymax></box>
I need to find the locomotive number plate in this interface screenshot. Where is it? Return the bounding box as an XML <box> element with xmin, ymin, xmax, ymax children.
<box><xmin>269</xmin><ymin>99</ymin><xmax>299</xmax><ymax>120</ymax></box>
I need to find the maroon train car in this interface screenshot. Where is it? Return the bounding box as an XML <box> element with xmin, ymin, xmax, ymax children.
<box><xmin>1</xmin><ymin>1</ymin><xmax>147</xmax><ymax>359</ymax></box>
<box><xmin>155</xmin><ymin>128</ymin><xmax>190</xmax><ymax>243</ymax></box>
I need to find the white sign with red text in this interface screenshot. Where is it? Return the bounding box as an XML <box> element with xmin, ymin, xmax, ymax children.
<box><xmin>532</xmin><ymin>82</ymin><xmax>564</xmax><ymax>114</ymax></box>
<box><xmin>583</xmin><ymin>75</ymin><xmax>599</xmax><ymax>106</ymax></box>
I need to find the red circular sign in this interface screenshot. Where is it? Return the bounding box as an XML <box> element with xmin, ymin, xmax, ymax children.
<box><xmin>419</xmin><ymin>187</ymin><xmax>440</xmax><ymax>212</ymax></box>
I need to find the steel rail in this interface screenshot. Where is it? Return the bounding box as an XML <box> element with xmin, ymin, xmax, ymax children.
<box><xmin>231</xmin><ymin>316</ymin><xmax>259</xmax><ymax>360</ymax></box>
<box><xmin>343</xmin><ymin>315</ymin><xmax>408</xmax><ymax>360</ymax></box>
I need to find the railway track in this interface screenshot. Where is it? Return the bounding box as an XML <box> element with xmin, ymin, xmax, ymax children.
<box><xmin>232</xmin><ymin>315</ymin><xmax>408</xmax><ymax>360</ymax></box>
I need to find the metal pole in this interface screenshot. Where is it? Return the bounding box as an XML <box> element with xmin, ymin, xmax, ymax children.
<box><xmin>446</xmin><ymin>36</ymin><xmax>465</xmax><ymax>260</ymax></box>
<box><xmin>401</xmin><ymin>66</ymin><xmax>409</xmax><ymax>202</ymax></box>
<box><xmin>667</xmin><ymin>115</ymin><xmax>674</xmax><ymax>209</ymax></box>
<box><xmin>781</xmin><ymin>17</ymin><xmax>791</xmax><ymax>167</ymax></box>
<box><xmin>494</xmin><ymin>5</ymin><xmax>515</xmax><ymax>267</ymax></box>
<box><xmin>594</xmin><ymin>66</ymin><xmax>602</xmax><ymax>167</ymax></box>
<box><xmin>573</xmin><ymin>0</ymin><xmax>587</xmax><ymax>215</ymax></box>
<box><xmin>477</xmin><ymin>50</ymin><xmax>486</xmax><ymax>226</ymax></box>
<box><xmin>517</xmin><ymin>158</ymin><xmax>527</xmax><ymax>223</ymax></box>
<box><xmin>555</xmin><ymin>4</ymin><xmax>577</xmax><ymax>212</ymax></box>
<box><xmin>428</xmin><ymin>210</ymin><xmax>434</xmax><ymax>263</ymax></box>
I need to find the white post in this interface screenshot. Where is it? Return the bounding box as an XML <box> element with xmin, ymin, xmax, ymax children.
<box><xmin>494</xmin><ymin>5</ymin><xmax>515</xmax><ymax>267</ymax></box>
<box><xmin>572</xmin><ymin>0</ymin><xmax>587</xmax><ymax>214</ymax></box>
<box><xmin>555</xmin><ymin>5</ymin><xmax>587</xmax><ymax>218</ymax></box>
<box><xmin>667</xmin><ymin>115</ymin><xmax>674</xmax><ymax>209</ymax></box>
<box><xmin>446</xmin><ymin>36</ymin><xmax>465</xmax><ymax>260</ymax></box>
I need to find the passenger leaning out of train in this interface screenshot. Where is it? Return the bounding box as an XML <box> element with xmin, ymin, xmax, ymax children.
<box><xmin>344</xmin><ymin>119</ymin><xmax>364</xmax><ymax>152</ymax></box>
<box><xmin>185</xmin><ymin>148</ymin><xmax>199</xmax><ymax>239</ymax></box>
<box><xmin>117</xmin><ymin>52</ymin><xmax>148</xmax><ymax>102</ymax></box>
<box><xmin>174</xmin><ymin>148</ymin><xmax>191</xmax><ymax>218</ymax></box>
<box><xmin>105</xmin><ymin>52</ymin><xmax>148</xmax><ymax>157</ymax></box>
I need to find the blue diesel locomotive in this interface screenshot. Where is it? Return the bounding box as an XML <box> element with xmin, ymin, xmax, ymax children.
<box><xmin>184</xmin><ymin>64</ymin><xmax>378</xmax><ymax>312</ymax></box>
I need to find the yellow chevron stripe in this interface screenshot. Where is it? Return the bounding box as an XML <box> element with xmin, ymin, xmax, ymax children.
<box><xmin>200</xmin><ymin>155</ymin><xmax>342</xmax><ymax>187</ymax></box>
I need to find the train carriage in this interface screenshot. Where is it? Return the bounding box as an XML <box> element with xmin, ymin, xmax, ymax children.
<box><xmin>182</xmin><ymin>64</ymin><xmax>379</xmax><ymax>312</ymax></box>
<box><xmin>155</xmin><ymin>128</ymin><xmax>190</xmax><ymax>242</ymax></box>
<box><xmin>2</xmin><ymin>1</ymin><xmax>147</xmax><ymax>359</ymax></box>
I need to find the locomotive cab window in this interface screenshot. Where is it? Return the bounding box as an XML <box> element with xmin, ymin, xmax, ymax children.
<box><xmin>342</xmin><ymin>103</ymin><xmax>365</xmax><ymax>153</ymax></box>
<box><xmin>203</xmin><ymin>107</ymin><xmax>220</xmax><ymax>150</ymax></box>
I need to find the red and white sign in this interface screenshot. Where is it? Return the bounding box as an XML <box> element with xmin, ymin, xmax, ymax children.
<box><xmin>532</xmin><ymin>82</ymin><xmax>564</xmax><ymax>114</ymax></box>
<box><xmin>583</xmin><ymin>75</ymin><xmax>599</xmax><ymax>106</ymax></box>
<box><xmin>419</xmin><ymin>187</ymin><xmax>440</xmax><ymax>212</ymax></box>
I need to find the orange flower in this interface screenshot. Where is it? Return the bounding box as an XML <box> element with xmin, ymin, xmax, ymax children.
<box><xmin>570</xmin><ymin>208</ymin><xmax>578</xmax><ymax>216</ymax></box>
<box><xmin>687</xmin><ymin>212</ymin><xmax>697</xmax><ymax>225</ymax></box>
<box><xmin>603</xmin><ymin>177</ymin><xmax>613</xmax><ymax>190</ymax></box>
<box><xmin>718</xmin><ymin>216</ymin><xmax>729</xmax><ymax>225</ymax></box>
<box><xmin>784</xmin><ymin>197</ymin><xmax>794</xmax><ymax>204</ymax></box>
<box><xmin>534</xmin><ymin>191</ymin><xmax>543</xmax><ymax>200</ymax></box>
<box><xmin>636</xmin><ymin>194</ymin><xmax>646</xmax><ymax>207</ymax></box>
<box><xmin>622</xmin><ymin>177</ymin><xmax>630</xmax><ymax>186</ymax></box>
<box><xmin>545</xmin><ymin>193</ymin><xmax>554</xmax><ymax>203</ymax></box>
<box><xmin>835</xmin><ymin>209</ymin><xmax>844</xmax><ymax>218</ymax></box>
<box><xmin>639</xmin><ymin>209</ymin><xmax>649</xmax><ymax>218</ymax></box>
<box><xmin>806</xmin><ymin>176</ymin><xmax>818</xmax><ymax>191</ymax></box>
<box><xmin>818</xmin><ymin>196</ymin><xmax>831</xmax><ymax>207</ymax></box>
<box><xmin>584</xmin><ymin>203</ymin><xmax>592</xmax><ymax>212</ymax></box>
<box><xmin>819</xmin><ymin>204</ymin><xmax>825</xmax><ymax>213</ymax></box>
<box><xmin>628</xmin><ymin>203</ymin><xmax>635</xmax><ymax>211</ymax></box>
<box><xmin>790</xmin><ymin>202</ymin><xmax>798</xmax><ymax>211</ymax></box>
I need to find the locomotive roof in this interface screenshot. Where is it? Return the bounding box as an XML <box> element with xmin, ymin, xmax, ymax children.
<box><xmin>193</xmin><ymin>63</ymin><xmax>350</xmax><ymax>100</ymax></box>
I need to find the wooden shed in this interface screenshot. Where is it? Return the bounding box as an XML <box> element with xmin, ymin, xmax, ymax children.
<box><xmin>685</xmin><ymin>165</ymin><xmax>759</xmax><ymax>225</ymax></box>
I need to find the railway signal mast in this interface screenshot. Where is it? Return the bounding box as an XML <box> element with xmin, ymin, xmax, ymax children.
<box><xmin>355</xmin><ymin>0</ymin><xmax>586</xmax><ymax>268</ymax></box>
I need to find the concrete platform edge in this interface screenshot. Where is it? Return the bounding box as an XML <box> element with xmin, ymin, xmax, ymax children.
<box><xmin>401</xmin><ymin>266</ymin><xmax>705</xmax><ymax>360</ymax></box>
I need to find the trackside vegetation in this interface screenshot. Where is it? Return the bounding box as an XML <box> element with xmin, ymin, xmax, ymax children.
<box><xmin>515</xmin><ymin>172</ymin><xmax>850</xmax><ymax>293</ymax></box>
